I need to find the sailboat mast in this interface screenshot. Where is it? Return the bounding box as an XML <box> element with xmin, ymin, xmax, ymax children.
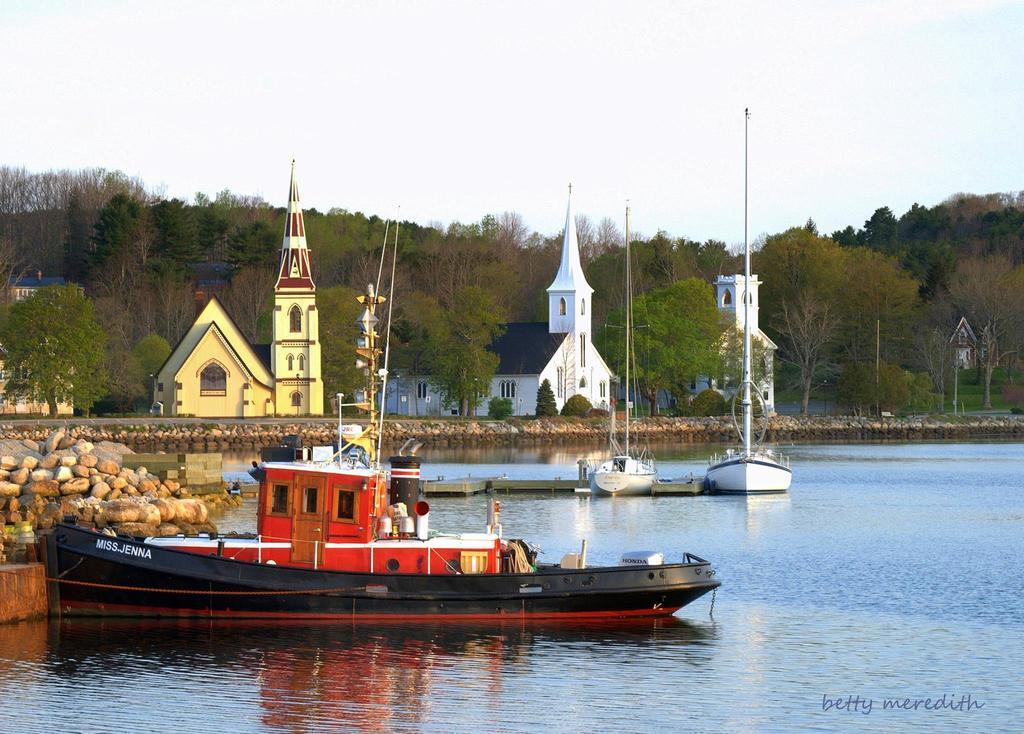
<box><xmin>624</xmin><ymin>202</ymin><xmax>631</xmax><ymax>454</ymax></box>
<box><xmin>742</xmin><ymin>108</ymin><xmax>752</xmax><ymax>455</ymax></box>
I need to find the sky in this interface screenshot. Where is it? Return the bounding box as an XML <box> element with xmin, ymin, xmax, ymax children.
<box><xmin>2</xmin><ymin>0</ymin><xmax>1022</xmax><ymax>244</ymax></box>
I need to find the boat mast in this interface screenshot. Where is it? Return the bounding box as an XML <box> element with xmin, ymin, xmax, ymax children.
<box><xmin>624</xmin><ymin>201</ymin><xmax>631</xmax><ymax>455</ymax></box>
<box><xmin>742</xmin><ymin>108</ymin><xmax>752</xmax><ymax>455</ymax></box>
<box><xmin>350</xmin><ymin>284</ymin><xmax>386</xmax><ymax>467</ymax></box>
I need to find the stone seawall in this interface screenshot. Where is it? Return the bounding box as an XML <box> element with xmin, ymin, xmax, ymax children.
<box><xmin>2</xmin><ymin>415</ymin><xmax>1022</xmax><ymax>452</ymax></box>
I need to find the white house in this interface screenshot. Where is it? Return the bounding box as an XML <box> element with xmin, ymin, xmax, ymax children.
<box><xmin>689</xmin><ymin>274</ymin><xmax>778</xmax><ymax>414</ymax></box>
<box><xmin>388</xmin><ymin>191</ymin><xmax>613</xmax><ymax>417</ymax></box>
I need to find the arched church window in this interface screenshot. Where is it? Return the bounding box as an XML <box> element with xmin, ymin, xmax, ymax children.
<box><xmin>581</xmin><ymin>299</ymin><xmax>586</xmax><ymax>315</ymax></box>
<box><xmin>291</xmin><ymin>391</ymin><xmax>302</xmax><ymax>408</ymax></box>
<box><xmin>289</xmin><ymin>305</ymin><xmax>302</xmax><ymax>333</ymax></box>
<box><xmin>723</xmin><ymin>290</ymin><xmax>732</xmax><ymax>306</ymax></box>
<box><xmin>287</xmin><ymin>354</ymin><xmax>294</xmax><ymax>371</ymax></box>
<box><xmin>579</xmin><ymin>377</ymin><xmax>587</xmax><ymax>389</ymax></box>
<box><xmin>298</xmin><ymin>354</ymin><xmax>305</xmax><ymax>371</ymax></box>
<box><xmin>580</xmin><ymin>333</ymin><xmax>586</xmax><ymax>368</ymax></box>
<box><xmin>200</xmin><ymin>363</ymin><xmax>227</xmax><ymax>395</ymax></box>
<box><xmin>559</xmin><ymin>297</ymin><xmax>566</xmax><ymax>316</ymax></box>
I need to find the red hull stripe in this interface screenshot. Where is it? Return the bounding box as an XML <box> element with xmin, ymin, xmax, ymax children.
<box><xmin>63</xmin><ymin>599</ymin><xmax>683</xmax><ymax>621</ymax></box>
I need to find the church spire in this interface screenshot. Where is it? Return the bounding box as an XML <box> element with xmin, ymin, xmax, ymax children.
<box><xmin>276</xmin><ymin>159</ymin><xmax>315</xmax><ymax>290</ymax></box>
<box><xmin>547</xmin><ymin>185</ymin><xmax>593</xmax><ymax>295</ymax></box>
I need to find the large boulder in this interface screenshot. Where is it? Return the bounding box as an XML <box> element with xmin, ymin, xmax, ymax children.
<box><xmin>112</xmin><ymin>522</ymin><xmax>158</xmax><ymax>538</ymax></box>
<box><xmin>9</xmin><ymin>467</ymin><xmax>30</xmax><ymax>485</ymax></box>
<box><xmin>21</xmin><ymin>439</ymin><xmax>40</xmax><ymax>453</ymax></box>
<box><xmin>0</xmin><ymin>456</ymin><xmax>17</xmax><ymax>471</ymax></box>
<box><xmin>59</xmin><ymin>455</ymin><xmax>77</xmax><ymax>467</ymax></box>
<box><xmin>156</xmin><ymin>523</ymin><xmax>182</xmax><ymax>537</ymax></box>
<box><xmin>20</xmin><ymin>455</ymin><xmax>39</xmax><ymax>471</ymax></box>
<box><xmin>30</xmin><ymin>468</ymin><xmax>54</xmax><ymax>482</ymax></box>
<box><xmin>28</xmin><ymin>480</ymin><xmax>60</xmax><ymax>498</ymax></box>
<box><xmin>0</xmin><ymin>481</ymin><xmax>21</xmax><ymax>497</ymax></box>
<box><xmin>151</xmin><ymin>498</ymin><xmax>176</xmax><ymax>523</ymax></box>
<box><xmin>173</xmin><ymin>498</ymin><xmax>209</xmax><ymax>525</ymax></box>
<box><xmin>72</xmin><ymin>465</ymin><xmax>90</xmax><ymax>478</ymax></box>
<box><xmin>60</xmin><ymin>478</ymin><xmax>91</xmax><ymax>495</ymax></box>
<box><xmin>96</xmin><ymin>459</ymin><xmax>120</xmax><ymax>476</ymax></box>
<box><xmin>78</xmin><ymin>453</ymin><xmax>98</xmax><ymax>468</ymax></box>
<box><xmin>90</xmin><ymin>482</ymin><xmax>112</xmax><ymax>500</ymax></box>
<box><xmin>54</xmin><ymin>466</ymin><xmax>74</xmax><ymax>482</ymax></box>
<box><xmin>100</xmin><ymin>499</ymin><xmax>143</xmax><ymax>523</ymax></box>
<box><xmin>44</xmin><ymin>429</ymin><xmax>66</xmax><ymax>454</ymax></box>
<box><xmin>40</xmin><ymin>454</ymin><xmax>60</xmax><ymax>470</ymax></box>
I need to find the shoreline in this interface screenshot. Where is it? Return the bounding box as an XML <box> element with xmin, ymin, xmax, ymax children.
<box><xmin>1</xmin><ymin>415</ymin><xmax>1022</xmax><ymax>453</ymax></box>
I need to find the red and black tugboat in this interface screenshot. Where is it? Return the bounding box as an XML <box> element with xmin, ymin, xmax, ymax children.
<box><xmin>46</xmin><ymin>284</ymin><xmax>720</xmax><ymax>620</ymax></box>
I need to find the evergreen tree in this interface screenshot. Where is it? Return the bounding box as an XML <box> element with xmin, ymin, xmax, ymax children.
<box><xmin>535</xmin><ymin>379</ymin><xmax>557</xmax><ymax>416</ymax></box>
<box><xmin>90</xmin><ymin>193</ymin><xmax>143</xmax><ymax>274</ymax></box>
<box><xmin>151</xmin><ymin>199</ymin><xmax>200</xmax><ymax>271</ymax></box>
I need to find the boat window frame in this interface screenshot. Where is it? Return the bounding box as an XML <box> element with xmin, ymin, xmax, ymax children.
<box><xmin>333</xmin><ymin>486</ymin><xmax>359</xmax><ymax>523</ymax></box>
<box><xmin>269</xmin><ymin>483</ymin><xmax>290</xmax><ymax>515</ymax></box>
<box><xmin>301</xmin><ymin>485</ymin><xmax>321</xmax><ymax>515</ymax></box>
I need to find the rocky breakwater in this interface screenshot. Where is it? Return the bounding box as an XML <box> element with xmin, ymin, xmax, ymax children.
<box><xmin>0</xmin><ymin>429</ymin><xmax>229</xmax><ymax>563</ymax></box>
<box><xmin>1</xmin><ymin>415</ymin><xmax>1022</xmax><ymax>454</ymax></box>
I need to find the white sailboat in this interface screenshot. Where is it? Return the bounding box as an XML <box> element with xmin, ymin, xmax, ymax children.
<box><xmin>590</xmin><ymin>203</ymin><xmax>657</xmax><ymax>497</ymax></box>
<box><xmin>706</xmin><ymin>109</ymin><xmax>792</xmax><ymax>495</ymax></box>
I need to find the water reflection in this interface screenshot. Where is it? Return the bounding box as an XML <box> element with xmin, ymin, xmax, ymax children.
<box><xmin>1</xmin><ymin>617</ymin><xmax>717</xmax><ymax>733</ymax></box>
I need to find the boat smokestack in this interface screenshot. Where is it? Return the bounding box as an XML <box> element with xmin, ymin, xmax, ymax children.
<box><xmin>389</xmin><ymin>455</ymin><xmax>421</xmax><ymax>509</ymax></box>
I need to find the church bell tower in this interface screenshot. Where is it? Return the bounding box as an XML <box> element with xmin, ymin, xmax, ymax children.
<box><xmin>272</xmin><ymin>160</ymin><xmax>323</xmax><ymax>415</ymax></box>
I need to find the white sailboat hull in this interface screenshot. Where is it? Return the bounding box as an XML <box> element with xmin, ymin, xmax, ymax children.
<box><xmin>589</xmin><ymin>456</ymin><xmax>657</xmax><ymax>496</ymax></box>
<box><xmin>706</xmin><ymin>452</ymin><xmax>791</xmax><ymax>495</ymax></box>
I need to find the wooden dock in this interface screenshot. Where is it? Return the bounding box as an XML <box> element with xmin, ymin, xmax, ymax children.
<box><xmin>421</xmin><ymin>475</ymin><xmax>705</xmax><ymax>497</ymax></box>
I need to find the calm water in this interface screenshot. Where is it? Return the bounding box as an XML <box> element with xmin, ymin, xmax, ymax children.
<box><xmin>2</xmin><ymin>441</ymin><xmax>1022</xmax><ymax>733</ymax></box>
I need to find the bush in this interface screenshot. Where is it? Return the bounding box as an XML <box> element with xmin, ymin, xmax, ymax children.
<box><xmin>1002</xmin><ymin>384</ymin><xmax>1024</xmax><ymax>409</ymax></box>
<box><xmin>487</xmin><ymin>397</ymin><xmax>513</xmax><ymax>420</ymax></box>
<box><xmin>691</xmin><ymin>389</ymin><xmax>726</xmax><ymax>417</ymax></box>
<box><xmin>560</xmin><ymin>394</ymin><xmax>593</xmax><ymax>417</ymax></box>
<box><xmin>535</xmin><ymin>379</ymin><xmax>558</xmax><ymax>417</ymax></box>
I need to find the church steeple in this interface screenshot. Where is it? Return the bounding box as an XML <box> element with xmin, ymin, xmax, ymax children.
<box><xmin>547</xmin><ymin>186</ymin><xmax>593</xmax><ymax>334</ymax></box>
<box><xmin>272</xmin><ymin>159</ymin><xmax>322</xmax><ymax>415</ymax></box>
<box><xmin>275</xmin><ymin>159</ymin><xmax>315</xmax><ymax>291</ymax></box>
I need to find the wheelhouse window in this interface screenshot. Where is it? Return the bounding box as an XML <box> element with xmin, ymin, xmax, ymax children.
<box><xmin>270</xmin><ymin>484</ymin><xmax>289</xmax><ymax>514</ymax></box>
<box><xmin>303</xmin><ymin>486</ymin><xmax>320</xmax><ymax>514</ymax></box>
<box><xmin>334</xmin><ymin>487</ymin><xmax>358</xmax><ymax>522</ymax></box>
<box><xmin>289</xmin><ymin>305</ymin><xmax>302</xmax><ymax>333</ymax></box>
<box><xmin>200</xmin><ymin>363</ymin><xmax>227</xmax><ymax>395</ymax></box>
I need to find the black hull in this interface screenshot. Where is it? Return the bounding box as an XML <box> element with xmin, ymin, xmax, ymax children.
<box><xmin>46</xmin><ymin>525</ymin><xmax>720</xmax><ymax>620</ymax></box>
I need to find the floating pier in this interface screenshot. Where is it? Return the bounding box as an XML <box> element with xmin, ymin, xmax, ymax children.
<box><xmin>421</xmin><ymin>475</ymin><xmax>705</xmax><ymax>497</ymax></box>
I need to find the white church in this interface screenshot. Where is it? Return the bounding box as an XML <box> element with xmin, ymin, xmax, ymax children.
<box><xmin>388</xmin><ymin>193</ymin><xmax>613</xmax><ymax>417</ymax></box>
<box><xmin>687</xmin><ymin>273</ymin><xmax>778</xmax><ymax>414</ymax></box>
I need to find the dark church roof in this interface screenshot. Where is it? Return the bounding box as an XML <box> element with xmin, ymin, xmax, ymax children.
<box><xmin>490</xmin><ymin>322</ymin><xmax>565</xmax><ymax>375</ymax></box>
<box><xmin>252</xmin><ymin>343</ymin><xmax>273</xmax><ymax>373</ymax></box>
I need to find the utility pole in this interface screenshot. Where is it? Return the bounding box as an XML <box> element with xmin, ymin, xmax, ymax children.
<box><xmin>875</xmin><ymin>319</ymin><xmax>880</xmax><ymax>417</ymax></box>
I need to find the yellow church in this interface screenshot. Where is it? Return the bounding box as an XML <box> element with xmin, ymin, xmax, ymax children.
<box><xmin>153</xmin><ymin>162</ymin><xmax>324</xmax><ymax>417</ymax></box>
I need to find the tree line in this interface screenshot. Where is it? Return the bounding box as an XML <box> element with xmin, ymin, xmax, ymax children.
<box><xmin>1</xmin><ymin>164</ymin><xmax>1022</xmax><ymax>416</ymax></box>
